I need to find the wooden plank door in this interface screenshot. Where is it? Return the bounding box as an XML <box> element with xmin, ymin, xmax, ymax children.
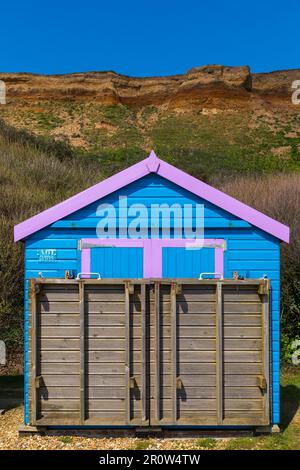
<box><xmin>82</xmin><ymin>281</ymin><xmax>149</xmax><ymax>426</ymax></box>
<box><xmin>32</xmin><ymin>280</ymin><xmax>149</xmax><ymax>427</ymax></box>
<box><xmin>222</xmin><ymin>283</ymin><xmax>270</xmax><ymax>425</ymax></box>
<box><xmin>150</xmin><ymin>282</ymin><xmax>218</xmax><ymax>426</ymax></box>
<box><xmin>149</xmin><ymin>281</ymin><xmax>270</xmax><ymax>427</ymax></box>
<box><xmin>32</xmin><ymin>282</ymin><xmax>82</xmax><ymax>425</ymax></box>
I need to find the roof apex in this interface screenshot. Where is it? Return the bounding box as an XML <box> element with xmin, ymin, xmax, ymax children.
<box><xmin>14</xmin><ymin>151</ymin><xmax>290</xmax><ymax>243</ymax></box>
<box><xmin>146</xmin><ymin>150</ymin><xmax>160</xmax><ymax>172</ymax></box>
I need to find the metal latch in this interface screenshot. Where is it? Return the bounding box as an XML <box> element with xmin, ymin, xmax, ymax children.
<box><xmin>256</xmin><ymin>375</ymin><xmax>267</xmax><ymax>392</ymax></box>
<box><xmin>124</xmin><ymin>282</ymin><xmax>134</xmax><ymax>294</ymax></box>
<box><xmin>258</xmin><ymin>282</ymin><xmax>269</xmax><ymax>295</ymax></box>
<box><xmin>129</xmin><ymin>377</ymin><xmax>136</xmax><ymax>389</ymax></box>
<box><xmin>171</xmin><ymin>283</ymin><xmax>182</xmax><ymax>295</ymax></box>
<box><xmin>176</xmin><ymin>377</ymin><xmax>184</xmax><ymax>390</ymax></box>
<box><xmin>33</xmin><ymin>284</ymin><xmax>40</xmax><ymax>294</ymax></box>
<box><xmin>35</xmin><ymin>376</ymin><xmax>43</xmax><ymax>389</ymax></box>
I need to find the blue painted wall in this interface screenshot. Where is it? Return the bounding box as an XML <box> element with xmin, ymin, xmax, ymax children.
<box><xmin>162</xmin><ymin>247</ymin><xmax>215</xmax><ymax>278</ymax></box>
<box><xmin>23</xmin><ymin>174</ymin><xmax>281</xmax><ymax>425</ymax></box>
<box><xmin>91</xmin><ymin>247</ymin><xmax>143</xmax><ymax>278</ymax></box>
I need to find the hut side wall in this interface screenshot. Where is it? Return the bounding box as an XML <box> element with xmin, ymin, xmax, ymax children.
<box><xmin>23</xmin><ymin>174</ymin><xmax>280</xmax><ymax>425</ymax></box>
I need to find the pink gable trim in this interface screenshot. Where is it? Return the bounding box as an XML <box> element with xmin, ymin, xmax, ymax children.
<box><xmin>157</xmin><ymin>158</ymin><xmax>290</xmax><ymax>243</ymax></box>
<box><xmin>14</xmin><ymin>158</ymin><xmax>150</xmax><ymax>242</ymax></box>
<box><xmin>14</xmin><ymin>150</ymin><xmax>290</xmax><ymax>243</ymax></box>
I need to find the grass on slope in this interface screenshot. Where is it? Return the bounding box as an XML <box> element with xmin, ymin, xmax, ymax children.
<box><xmin>2</xmin><ymin>103</ymin><xmax>300</xmax><ymax>180</ymax></box>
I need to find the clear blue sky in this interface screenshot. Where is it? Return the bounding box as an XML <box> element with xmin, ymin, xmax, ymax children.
<box><xmin>1</xmin><ymin>0</ymin><xmax>299</xmax><ymax>76</ymax></box>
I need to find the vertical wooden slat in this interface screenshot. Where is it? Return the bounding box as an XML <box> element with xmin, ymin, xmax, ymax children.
<box><xmin>141</xmin><ymin>283</ymin><xmax>147</xmax><ymax>423</ymax></box>
<box><xmin>124</xmin><ymin>282</ymin><xmax>131</xmax><ymax>424</ymax></box>
<box><xmin>79</xmin><ymin>281</ymin><xmax>85</xmax><ymax>424</ymax></box>
<box><xmin>216</xmin><ymin>281</ymin><xmax>223</xmax><ymax>424</ymax></box>
<box><xmin>154</xmin><ymin>282</ymin><xmax>160</xmax><ymax>422</ymax></box>
<box><xmin>171</xmin><ymin>282</ymin><xmax>177</xmax><ymax>424</ymax></box>
<box><xmin>262</xmin><ymin>280</ymin><xmax>270</xmax><ymax>424</ymax></box>
<box><xmin>30</xmin><ymin>279</ymin><xmax>37</xmax><ymax>425</ymax></box>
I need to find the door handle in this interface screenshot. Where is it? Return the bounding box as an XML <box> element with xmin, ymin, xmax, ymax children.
<box><xmin>176</xmin><ymin>377</ymin><xmax>183</xmax><ymax>390</ymax></box>
<box><xmin>35</xmin><ymin>376</ymin><xmax>43</xmax><ymax>389</ymax></box>
<box><xmin>256</xmin><ymin>375</ymin><xmax>267</xmax><ymax>392</ymax></box>
<box><xmin>76</xmin><ymin>272</ymin><xmax>101</xmax><ymax>279</ymax></box>
<box><xmin>129</xmin><ymin>376</ymin><xmax>137</xmax><ymax>389</ymax></box>
<box><xmin>199</xmin><ymin>272</ymin><xmax>223</xmax><ymax>280</ymax></box>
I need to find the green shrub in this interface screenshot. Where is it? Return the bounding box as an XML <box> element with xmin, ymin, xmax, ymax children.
<box><xmin>281</xmin><ymin>334</ymin><xmax>300</xmax><ymax>364</ymax></box>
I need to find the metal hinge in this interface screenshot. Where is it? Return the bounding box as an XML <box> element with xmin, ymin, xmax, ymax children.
<box><xmin>256</xmin><ymin>375</ymin><xmax>267</xmax><ymax>392</ymax></box>
<box><xmin>129</xmin><ymin>376</ymin><xmax>136</xmax><ymax>389</ymax></box>
<box><xmin>35</xmin><ymin>376</ymin><xmax>43</xmax><ymax>389</ymax></box>
<box><xmin>258</xmin><ymin>281</ymin><xmax>269</xmax><ymax>295</ymax></box>
<box><xmin>33</xmin><ymin>284</ymin><xmax>40</xmax><ymax>295</ymax></box>
<box><xmin>176</xmin><ymin>377</ymin><xmax>184</xmax><ymax>390</ymax></box>
<box><xmin>125</xmin><ymin>282</ymin><xmax>134</xmax><ymax>294</ymax></box>
<box><xmin>171</xmin><ymin>283</ymin><xmax>182</xmax><ymax>295</ymax></box>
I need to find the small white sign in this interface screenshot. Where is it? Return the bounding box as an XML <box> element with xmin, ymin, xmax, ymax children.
<box><xmin>37</xmin><ymin>249</ymin><xmax>57</xmax><ymax>262</ymax></box>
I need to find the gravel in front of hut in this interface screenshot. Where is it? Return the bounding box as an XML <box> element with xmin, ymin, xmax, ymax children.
<box><xmin>1</xmin><ymin>372</ymin><xmax>300</xmax><ymax>454</ymax></box>
<box><xmin>0</xmin><ymin>406</ymin><xmax>224</xmax><ymax>450</ymax></box>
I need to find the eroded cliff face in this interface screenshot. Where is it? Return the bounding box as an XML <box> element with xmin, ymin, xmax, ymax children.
<box><xmin>0</xmin><ymin>65</ymin><xmax>299</xmax><ymax>168</ymax></box>
<box><xmin>0</xmin><ymin>65</ymin><xmax>297</xmax><ymax>109</ymax></box>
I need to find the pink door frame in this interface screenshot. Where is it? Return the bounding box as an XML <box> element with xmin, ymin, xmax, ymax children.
<box><xmin>81</xmin><ymin>238</ymin><xmax>225</xmax><ymax>278</ymax></box>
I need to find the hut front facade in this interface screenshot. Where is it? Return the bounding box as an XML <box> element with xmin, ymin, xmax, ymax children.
<box><xmin>14</xmin><ymin>151</ymin><xmax>289</xmax><ymax>431</ymax></box>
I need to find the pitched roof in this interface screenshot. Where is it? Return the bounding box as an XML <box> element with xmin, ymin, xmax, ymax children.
<box><xmin>14</xmin><ymin>151</ymin><xmax>290</xmax><ymax>242</ymax></box>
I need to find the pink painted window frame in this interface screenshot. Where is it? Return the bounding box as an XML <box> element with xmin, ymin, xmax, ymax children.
<box><xmin>81</xmin><ymin>238</ymin><xmax>225</xmax><ymax>278</ymax></box>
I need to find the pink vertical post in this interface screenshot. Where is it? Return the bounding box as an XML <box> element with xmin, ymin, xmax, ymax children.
<box><xmin>149</xmin><ymin>240</ymin><xmax>163</xmax><ymax>278</ymax></box>
<box><xmin>142</xmin><ymin>239</ymin><xmax>152</xmax><ymax>278</ymax></box>
<box><xmin>215</xmin><ymin>247</ymin><xmax>224</xmax><ymax>278</ymax></box>
<box><xmin>81</xmin><ymin>248</ymin><xmax>91</xmax><ymax>278</ymax></box>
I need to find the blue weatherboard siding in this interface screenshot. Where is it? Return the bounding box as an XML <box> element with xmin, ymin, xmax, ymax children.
<box><xmin>23</xmin><ymin>174</ymin><xmax>281</xmax><ymax>425</ymax></box>
<box><xmin>162</xmin><ymin>247</ymin><xmax>215</xmax><ymax>278</ymax></box>
<box><xmin>91</xmin><ymin>247</ymin><xmax>143</xmax><ymax>278</ymax></box>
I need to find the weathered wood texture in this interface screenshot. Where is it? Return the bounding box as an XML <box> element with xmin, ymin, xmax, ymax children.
<box><xmin>222</xmin><ymin>285</ymin><xmax>267</xmax><ymax>424</ymax></box>
<box><xmin>31</xmin><ymin>284</ymin><xmax>81</xmax><ymax>424</ymax></box>
<box><xmin>29</xmin><ymin>279</ymin><xmax>270</xmax><ymax>427</ymax></box>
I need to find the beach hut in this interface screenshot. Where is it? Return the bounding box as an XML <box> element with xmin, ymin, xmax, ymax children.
<box><xmin>14</xmin><ymin>151</ymin><xmax>289</xmax><ymax>432</ymax></box>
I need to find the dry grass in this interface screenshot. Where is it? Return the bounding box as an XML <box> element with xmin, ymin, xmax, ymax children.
<box><xmin>0</xmin><ymin>137</ymin><xmax>103</xmax><ymax>354</ymax></box>
<box><xmin>219</xmin><ymin>173</ymin><xmax>300</xmax><ymax>252</ymax></box>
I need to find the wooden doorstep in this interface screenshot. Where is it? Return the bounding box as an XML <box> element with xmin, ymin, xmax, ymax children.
<box><xmin>18</xmin><ymin>424</ymin><xmax>47</xmax><ymax>436</ymax></box>
<box><xmin>19</xmin><ymin>423</ymin><xmax>258</xmax><ymax>438</ymax></box>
